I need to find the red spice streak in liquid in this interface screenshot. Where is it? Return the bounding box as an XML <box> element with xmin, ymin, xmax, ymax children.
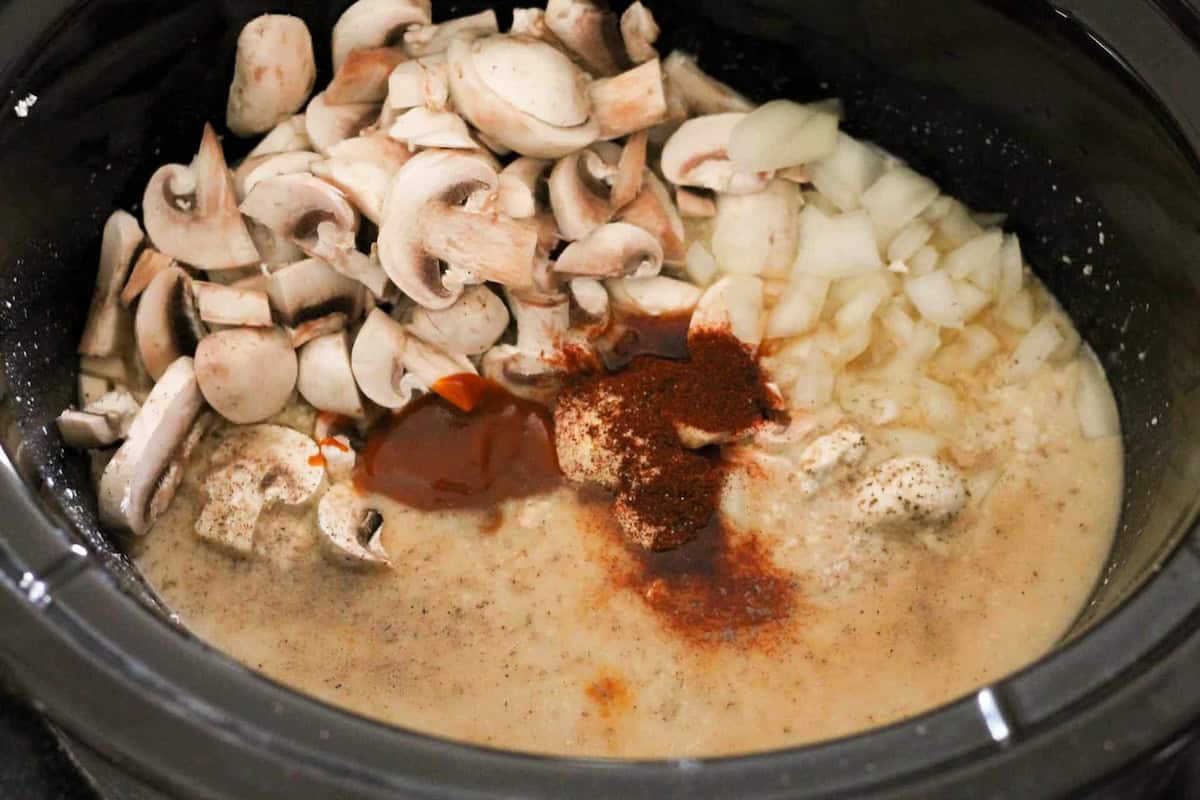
<box><xmin>355</xmin><ymin>375</ymin><xmax>561</xmax><ymax>510</ymax></box>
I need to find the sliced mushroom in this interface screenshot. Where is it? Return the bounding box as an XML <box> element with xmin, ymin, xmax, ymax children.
<box><xmin>192</xmin><ymin>281</ymin><xmax>273</xmax><ymax>327</ymax></box>
<box><xmin>351</xmin><ymin>308</ymin><xmax>411</xmax><ymax>408</ymax></box>
<box><xmin>291</xmin><ymin>313</ymin><xmax>350</xmax><ymax>348</ymax></box>
<box><xmin>98</xmin><ymin>357</ymin><xmax>205</xmax><ymax>535</ymax></box>
<box><xmin>78</xmin><ymin>372</ymin><xmax>110</xmax><ymax>407</ymax></box>
<box><xmin>233</xmin><ymin>150</ymin><xmax>322</xmax><ymax>199</ymax></box>
<box><xmin>266</xmin><ymin>258</ymin><xmax>367</xmax><ymax>326</ymax></box>
<box><xmin>134</xmin><ymin>266</ymin><xmax>206</xmax><ymax>380</ymax></box>
<box><xmin>447</xmin><ymin>33</ymin><xmax>600</xmax><ymax>159</ymax></box>
<box><xmin>567</xmin><ymin>278</ymin><xmax>610</xmax><ymax>338</ymax></box>
<box><xmin>610</xmin><ymin>130</ymin><xmax>647</xmax><ymax>210</ymax></box>
<box><xmin>332</xmin><ymin>0</ymin><xmax>432</xmax><ymax>72</ymax></box>
<box><xmin>620</xmin><ymin>2</ymin><xmax>660</xmax><ymax>63</ymax></box>
<box><xmin>661</xmin><ymin>51</ymin><xmax>754</xmax><ymax>114</ymax></box>
<box><xmin>247</xmin><ymin>114</ymin><xmax>312</xmax><ymax>158</ymax></box>
<box><xmin>194</xmin><ymin>327</ymin><xmax>297</xmax><ymax>424</ymax></box>
<box><xmin>378</xmin><ymin>150</ymin><xmax>538</xmax><ymax>309</ymax></box>
<box><xmin>305</xmin><ymin>91</ymin><xmax>379</xmax><ymax>155</ymax></box>
<box><xmin>544</xmin><ymin>0</ymin><xmax>627</xmax><ymax>77</ymax></box>
<box><xmin>318</xmin><ymin>483</ymin><xmax>390</xmax><ymax>566</ymax></box>
<box><xmin>142</xmin><ymin>124</ymin><xmax>260</xmax><ymax>270</ymax></box>
<box><xmin>326</xmin><ymin>46</ymin><xmax>407</xmax><ymax>105</ymax></box>
<box><xmin>481</xmin><ymin>289</ymin><xmax>574</xmax><ymax>403</ymax></box>
<box><xmin>402</xmin><ymin>333</ymin><xmax>477</xmax><ymax>393</ymax></box>
<box><xmin>79</xmin><ymin>210</ymin><xmax>143</xmax><ymax>357</ymax></box>
<box><xmin>660</xmin><ymin>113</ymin><xmax>770</xmax><ymax>195</ymax></box>
<box><xmin>615</xmin><ymin>169</ymin><xmax>686</xmax><ymax>264</ymax></box>
<box><xmin>606</xmin><ymin>275</ymin><xmax>702</xmax><ymax>316</ymax></box>
<box><xmin>119</xmin><ymin>248</ymin><xmax>173</xmax><ymax>308</ymax></box>
<box><xmin>311</xmin><ymin>134</ymin><xmax>411</xmax><ymax>224</ymax></box>
<box><xmin>404</xmin><ymin>9</ymin><xmax>499</xmax><ymax>57</ymax></box>
<box><xmin>548</xmin><ymin>146</ymin><xmax>619</xmax><ymax>241</ymax></box>
<box><xmin>226</xmin><ymin>15</ymin><xmax>316</xmax><ymax>137</ymax></box>
<box><xmin>675</xmin><ymin>187</ymin><xmax>716</xmax><ymax>218</ymax></box>
<box><xmin>195</xmin><ymin>424</ymin><xmax>324</xmax><ymax>555</ymax></box>
<box><xmin>319</xmin><ymin>435</ymin><xmax>357</xmax><ymax>480</ymax></box>
<box><xmin>498</xmin><ymin>156</ymin><xmax>551</xmax><ymax>219</ymax></box>
<box><xmin>689</xmin><ymin>274</ymin><xmax>765</xmax><ymax>350</ymax></box>
<box><xmin>554</xmin><ymin>222</ymin><xmax>663</xmax><ymax>279</ymax></box>
<box><xmin>297</xmin><ymin>331</ymin><xmax>367</xmax><ymax>418</ymax></box>
<box><xmin>388</xmin><ymin>107</ymin><xmax>478</xmax><ymax>149</ymax></box>
<box><xmin>588</xmin><ymin>59</ymin><xmax>668</xmax><ymax>140</ymax></box>
<box><xmin>408</xmin><ymin>285</ymin><xmax>510</xmax><ymax>356</ymax></box>
<box><xmin>57</xmin><ymin>410</ymin><xmax>121</xmax><ymax>449</ymax></box>
<box><xmin>382</xmin><ymin>55</ymin><xmax>449</xmax><ymax>120</ymax></box>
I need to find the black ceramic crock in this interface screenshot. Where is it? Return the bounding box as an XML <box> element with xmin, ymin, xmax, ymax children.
<box><xmin>2</xmin><ymin>1</ymin><xmax>1200</xmax><ymax>797</ymax></box>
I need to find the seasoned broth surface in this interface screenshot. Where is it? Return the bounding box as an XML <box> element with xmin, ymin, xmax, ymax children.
<box><xmin>135</xmin><ymin>353</ymin><xmax>1119</xmax><ymax>757</ymax></box>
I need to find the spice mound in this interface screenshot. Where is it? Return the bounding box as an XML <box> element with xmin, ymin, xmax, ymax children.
<box><xmin>555</xmin><ymin>330</ymin><xmax>772</xmax><ymax>550</ymax></box>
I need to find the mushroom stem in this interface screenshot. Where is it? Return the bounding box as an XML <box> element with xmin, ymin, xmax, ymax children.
<box><xmin>610</xmin><ymin>130</ymin><xmax>648</xmax><ymax>210</ymax></box>
<box><xmin>421</xmin><ymin>206</ymin><xmax>537</xmax><ymax>288</ymax></box>
<box><xmin>588</xmin><ymin>59</ymin><xmax>668</xmax><ymax>140</ymax></box>
<box><xmin>79</xmin><ymin>210</ymin><xmax>144</xmax><ymax>357</ymax></box>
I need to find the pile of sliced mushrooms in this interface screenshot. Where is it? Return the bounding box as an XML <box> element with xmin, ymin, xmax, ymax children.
<box><xmin>60</xmin><ymin>0</ymin><xmax>1115</xmax><ymax>568</ymax></box>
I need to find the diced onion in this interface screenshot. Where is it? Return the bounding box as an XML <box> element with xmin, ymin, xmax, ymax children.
<box><xmin>919</xmin><ymin>378</ymin><xmax>961</xmax><ymax>429</ymax></box>
<box><xmin>807</xmin><ymin>133</ymin><xmax>886</xmax><ymax>212</ymax></box>
<box><xmin>998</xmin><ymin>288</ymin><xmax>1036</xmax><ymax>330</ymax></box>
<box><xmin>887</xmin><ymin>219</ymin><xmax>934</xmax><ymax>263</ymax></box>
<box><xmin>835</xmin><ymin>374</ymin><xmax>913</xmax><ymax>424</ymax></box>
<box><xmin>685</xmin><ymin>241</ymin><xmax>720</xmax><ymax>286</ymax></box>
<box><xmin>729</xmin><ymin>100</ymin><xmax>840</xmax><ymax>173</ymax></box>
<box><xmin>933</xmin><ymin>199</ymin><xmax>983</xmax><ymax>250</ymax></box>
<box><xmin>711</xmin><ymin>179</ymin><xmax>802</xmax><ymax>278</ymax></box>
<box><xmin>792</xmin><ymin>206</ymin><xmax>883</xmax><ymax>278</ymax></box>
<box><xmin>996</xmin><ymin>234</ymin><xmax>1024</xmax><ymax>304</ymax></box>
<box><xmin>921</xmin><ymin>195</ymin><xmax>953</xmax><ymax>223</ymax></box>
<box><xmin>785</xmin><ymin>346</ymin><xmax>835</xmax><ymax>408</ymax></box>
<box><xmin>860</xmin><ymin>166</ymin><xmax>939</xmax><ymax>244</ymax></box>
<box><xmin>932</xmin><ymin>324</ymin><xmax>999</xmax><ymax>374</ymax></box>
<box><xmin>905</xmin><ymin>270</ymin><xmax>963</xmax><ymax>328</ymax></box>
<box><xmin>908</xmin><ymin>245</ymin><xmax>940</xmax><ymax>276</ymax></box>
<box><xmin>691</xmin><ymin>274</ymin><xmax>765</xmax><ymax>347</ymax></box>
<box><xmin>876</xmin><ymin>427</ymin><xmax>944</xmax><ymax>459</ymax></box>
<box><xmin>834</xmin><ymin>274</ymin><xmax>891</xmax><ymax>332</ymax></box>
<box><xmin>1075</xmin><ymin>347</ymin><xmax>1120</xmax><ymax>439</ymax></box>
<box><xmin>955</xmin><ymin>280</ymin><xmax>991</xmax><ymax>322</ymax></box>
<box><xmin>1004</xmin><ymin>316</ymin><xmax>1064</xmax><ymax>384</ymax></box>
<box><xmin>802</xmin><ymin>189</ymin><xmax>840</xmax><ymax>216</ymax></box>
<box><xmin>834</xmin><ymin>322</ymin><xmax>872</xmax><ymax>364</ymax></box>
<box><xmin>944</xmin><ymin>230</ymin><xmax>1003</xmax><ymax>280</ymax></box>
<box><xmin>766</xmin><ymin>274</ymin><xmax>829</xmax><ymax>339</ymax></box>
<box><xmin>879</xmin><ymin>302</ymin><xmax>916</xmax><ymax>343</ymax></box>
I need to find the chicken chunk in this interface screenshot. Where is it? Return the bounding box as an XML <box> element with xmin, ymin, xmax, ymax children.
<box><xmin>796</xmin><ymin>425</ymin><xmax>868</xmax><ymax>495</ymax></box>
<box><xmin>852</xmin><ymin>456</ymin><xmax>966</xmax><ymax>533</ymax></box>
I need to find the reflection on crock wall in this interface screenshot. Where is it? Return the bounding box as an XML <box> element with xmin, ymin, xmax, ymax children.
<box><xmin>57</xmin><ymin>0</ymin><xmax>1122</xmax><ymax>758</ymax></box>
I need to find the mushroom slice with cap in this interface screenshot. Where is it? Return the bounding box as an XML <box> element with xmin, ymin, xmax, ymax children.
<box><xmin>615</xmin><ymin>170</ymin><xmax>686</xmax><ymax>264</ymax></box>
<box><xmin>387</xmin><ymin>107</ymin><xmax>478</xmax><ymax>149</ymax></box>
<box><xmin>378</xmin><ymin>150</ymin><xmax>538</xmax><ymax>309</ymax></box>
<box><xmin>326</xmin><ymin>46</ymin><xmax>407</xmax><ymax>105</ymax></box>
<box><xmin>135</xmin><ymin>266</ymin><xmax>207</xmax><ymax>381</ymax></box>
<box><xmin>266</xmin><ymin>258</ymin><xmax>366</xmax><ymax>327</ymax></box>
<box><xmin>305</xmin><ymin>92</ymin><xmax>379</xmax><ymax>155</ymax></box>
<box><xmin>401</xmin><ymin>334</ymin><xmax>477</xmax><ymax>404</ymax></box>
<box><xmin>99</xmin><ymin>357</ymin><xmax>204</xmax><ymax>535</ymax></box>
<box><xmin>620</xmin><ymin>2</ymin><xmax>659</xmax><ymax>63</ymax></box>
<box><xmin>195</xmin><ymin>327</ymin><xmax>298</xmax><ymax>424</ymax></box>
<box><xmin>607</xmin><ymin>275</ymin><xmax>702</xmax><ymax>317</ymax></box>
<box><xmin>320</xmin><ymin>435</ymin><xmax>357</xmax><ymax>480</ymax></box>
<box><xmin>548</xmin><ymin>146</ymin><xmax>619</xmax><ymax>241</ymax></box>
<box><xmin>404</xmin><ymin>10</ymin><xmax>499</xmax><ymax>57</ymax></box>
<box><xmin>332</xmin><ymin>0</ymin><xmax>432</xmax><ymax>72</ymax></box>
<box><xmin>382</xmin><ymin>55</ymin><xmax>449</xmax><ymax>120</ymax></box>
<box><xmin>248</xmin><ymin>114</ymin><xmax>312</xmax><ymax>158</ymax></box>
<box><xmin>351</xmin><ymin>308</ymin><xmax>411</xmax><ymax>408</ymax></box>
<box><xmin>233</xmin><ymin>150</ymin><xmax>322</xmax><ymax>199</ymax></box>
<box><xmin>291</xmin><ymin>314</ymin><xmax>350</xmax><ymax>348</ymax></box>
<box><xmin>79</xmin><ymin>210</ymin><xmax>144</xmax><ymax>357</ymax></box>
<box><xmin>588</xmin><ymin>59</ymin><xmax>668</xmax><ymax>140</ymax></box>
<box><xmin>568</xmin><ymin>278</ymin><xmax>610</xmax><ymax>338</ymax></box>
<box><xmin>192</xmin><ymin>281</ymin><xmax>272</xmax><ymax>327</ymax></box>
<box><xmin>554</xmin><ymin>222</ymin><xmax>662</xmax><ymax>279</ymax></box>
<box><xmin>689</xmin><ymin>274</ymin><xmax>765</xmax><ymax>350</ymax></box>
<box><xmin>498</xmin><ymin>157</ymin><xmax>551</xmax><ymax>219</ymax></box>
<box><xmin>120</xmin><ymin>248</ymin><xmax>174</xmax><ymax>308</ymax></box>
<box><xmin>57</xmin><ymin>389</ymin><xmax>142</xmax><ymax>448</ymax></box>
<box><xmin>408</xmin><ymin>285</ymin><xmax>510</xmax><ymax>356</ymax></box>
<box><xmin>508</xmin><ymin>288</ymin><xmax>570</xmax><ymax>355</ymax></box>
<box><xmin>195</xmin><ymin>425</ymin><xmax>325</xmax><ymax>555</ymax></box>
<box><xmin>298</xmin><ymin>331</ymin><xmax>367</xmax><ymax>418</ymax></box>
<box><xmin>446</xmin><ymin>33</ymin><xmax>600</xmax><ymax>159</ymax></box>
<box><xmin>311</xmin><ymin>134</ymin><xmax>411</xmax><ymax>224</ymax></box>
<box><xmin>610</xmin><ymin>130</ymin><xmax>647</xmax><ymax>210</ymax></box>
<box><xmin>143</xmin><ymin>124</ymin><xmax>260</xmax><ymax>270</ymax></box>
<box><xmin>78</xmin><ymin>373</ymin><xmax>110</xmax><ymax>407</ymax></box>
<box><xmin>544</xmin><ymin>0</ymin><xmax>627</xmax><ymax>77</ymax></box>
<box><xmin>675</xmin><ymin>187</ymin><xmax>716</xmax><ymax>218</ymax></box>
<box><xmin>226</xmin><ymin>15</ymin><xmax>316</xmax><ymax>137</ymax></box>
<box><xmin>661</xmin><ymin>51</ymin><xmax>754</xmax><ymax>115</ymax></box>
<box><xmin>660</xmin><ymin>113</ymin><xmax>770</xmax><ymax>195</ymax></box>
<box><xmin>318</xmin><ymin>483</ymin><xmax>390</xmax><ymax>567</ymax></box>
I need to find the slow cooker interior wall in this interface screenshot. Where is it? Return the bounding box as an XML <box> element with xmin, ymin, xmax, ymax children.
<box><xmin>0</xmin><ymin>0</ymin><xmax>1196</xmax><ymax>635</ymax></box>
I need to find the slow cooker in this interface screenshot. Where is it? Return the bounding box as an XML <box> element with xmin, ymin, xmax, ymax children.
<box><xmin>2</xmin><ymin>0</ymin><xmax>1200</xmax><ymax>796</ymax></box>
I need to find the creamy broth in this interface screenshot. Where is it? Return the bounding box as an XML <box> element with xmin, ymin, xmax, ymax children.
<box><xmin>134</xmin><ymin>348</ymin><xmax>1120</xmax><ymax>758</ymax></box>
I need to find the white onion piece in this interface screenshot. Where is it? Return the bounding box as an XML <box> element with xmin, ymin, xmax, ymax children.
<box><xmin>887</xmin><ymin>219</ymin><xmax>933</xmax><ymax>263</ymax></box>
<box><xmin>1046</xmin><ymin>308</ymin><xmax>1082</xmax><ymax>361</ymax></box>
<box><xmin>860</xmin><ymin>166</ymin><xmax>939</xmax><ymax>244</ymax></box>
<box><xmin>1004</xmin><ymin>316</ymin><xmax>1064</xmax><ymax>384</ymax></box>
<box><xmin>999</xmin><ymin>288</ymin><xmax>1036</xmax><ymax>330</ymax></box>
<box><xmin>801</xmin><ymin>189</ymin><xmax>839</xmax><ymax>216</ymax></box>
<box><xmin>685</xmin><ymin>241</ymin><xmax>720</xmax><ymax>286</ymax></box>
<box><xmin>996</xmin><ymin>234</ymin><xmax>1024</xmax><ymax>303</ymax></box>
<box><xmin>919</xmin><ymin>378</ymin><xmax>960</xmax><ymax>429</ymax></box>
<box><xmin>766</xmin><ymin>274</ymin><xmax>829</xmax><ymax>339</ymax></box>
<box><xmin>879</xmin><ymin>302</ymin><xmax>916</xmax><ymax>343</ymax></box>
<box><xmin>876</xmin><ymin>427</ymin><xmax>943</xmax><ymax>459</ymax></box>
<box><xmin>690</xmin><ymin>274</ymin><xmax>764</xmax><ymax>348</ymax></box>
<box><xmin>933</xmin><ymin>324</ymin><xmax>1000</xmax><ymax>374</ymax></box>
<box><xmin>807</xmin><ymin>133</ymin><xmax>885</xmax><ymax>212</ymax></box>
<box><xmin>1075</xmin><ymin>348</ymin><xmax>1120</xmax><ymax>439</ymax></box>
<box><xmin>933</xmin><ymin>200</ymin><xmax>983</xmax><ymax>249</ymax></box>
<box><xmin>905</xmin><ymin>271</ymin><xmax>963</xmax><ymax>328</ymax></box>
<box><xmin>711</xmin><ymin>179</ymin><xmax>802</xmax><ymax>277</ymax></box>
<box><xmin>908</xmin><ymin>245</ymin><xmax>940</xmax><ymax>276</ymax></box>
<box><xmin>955</xmin><ymin>280</ymin><xmax>991</xmax><ymax>322</ymax></box>
<box><xmin>784</xmin><ymin>347</ymin><xmax>835</xmax><ymax>408</ymax></box>
<box><xmin>922</xmin><ymin>195</ymin><xmax>953</xmax><ymax>223</ymax></box>
<box><xmin>944</xmin><ymin>230</ymin><xmax>1003</xmax><ymax>280</ymax></box>
<box><xmin>973</xmin><ymin>211</ymin><xmax>1008</xmax><ymax>228</ymax></box>
<box><xmin>834</xmin><ymin>322</ymin><xmax>872</xmax><ymax>364</ymax></box>
<box><xmin>792</xmin><ymin>206</ymin><xmax>883</xmax><ymax>278</ymax></box>
<box><xmin>835</xmin><ymin>374</ymin><xmax>910</xmax><ymax>425</ymax></box>
<box><xmin>833</xmin><ymin>273</ymin><xmax>890</xmax><ymax>332</ymax></box>
<box><xmin>728</xmin><ymin>100</ymin><xmax>840</xmax><ymax>173</ymax></box>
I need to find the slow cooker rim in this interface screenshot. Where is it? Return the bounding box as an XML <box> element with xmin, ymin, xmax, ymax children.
<box><xmin>2</xmin><ymin>0</ymin><xmax>1200</xmax><ymax>796</ymax></box>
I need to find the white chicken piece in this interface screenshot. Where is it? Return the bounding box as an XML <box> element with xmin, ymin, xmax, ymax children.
<box><xmin>796</xmin><ymin>425</ymin><xmax>868</xmax><ymax>495</ymax></box>
<box><xmin>852</xmin><ymin>456</ymin><xmax>967</xmax><ymax>533</ymax></box>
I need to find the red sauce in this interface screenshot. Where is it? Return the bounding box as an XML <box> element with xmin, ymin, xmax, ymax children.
<box><xmin>598</xmin><ymin>312</ymin><xmax>691</xmax><ymax>370</ymax></box>
<box><xmin>308</xmin><ymin>453</ymin><xmax>325</xmax><ymax>467</ymax></box>
<box><xmin>355</xmin><ymin>375</ymin><xmax>561</xmax><ymax>510</ymax></box>
<box><xmin>432</xmin><ymin>373</ymin><xmax>491</xmax><ymax>412</ymax></box>
<box><xmin>584</xmin><ymin>668</ymin><xmax>633</xmax><ymax>719</ymax></box>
